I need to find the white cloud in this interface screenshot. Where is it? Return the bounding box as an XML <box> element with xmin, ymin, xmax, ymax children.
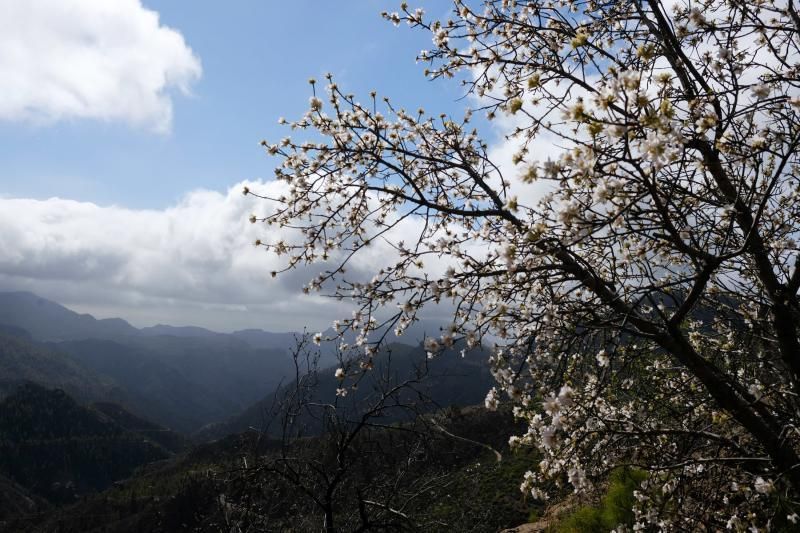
<box><xmin>0</xmin><ymin>178</ymin><xmax>462</xmax><ymax>332</ymax></box>
<box><xmin>0</xmin><ymin>182</ymin><xmax>360</xmax><ymax>332</ymax></box>
<box><xmin>0</xmin><ymin>0</ymin><xmax>201</xmax><ymax>132</ymax></box>
<box><xmin>486</xmin><ymin>112</ymin><xmax>561</xmax><ymax>210</ymax></box>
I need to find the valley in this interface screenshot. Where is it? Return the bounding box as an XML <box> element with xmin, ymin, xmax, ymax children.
<box><xmin>0</xmin><ymin>291</ymin><xmax>531</xmax><ymax>531</ymax></box>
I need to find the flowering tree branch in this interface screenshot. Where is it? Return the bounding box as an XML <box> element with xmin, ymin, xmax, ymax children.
<box><xmin>249</xmin><ymin>0</ymin><xmax>800</xmax><ymax>527</ymax></box>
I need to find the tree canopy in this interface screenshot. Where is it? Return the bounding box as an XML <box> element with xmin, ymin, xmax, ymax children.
<box><xmin>249</xmin><ymin>1</ymin><xmax>800</xmax><ymax>528</ymax></box>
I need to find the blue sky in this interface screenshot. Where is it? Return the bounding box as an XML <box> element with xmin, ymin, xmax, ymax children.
<box><xmin>0</xmin><ymin>1</ymin><xmax>464</xmax><ymax>209</ymax></box>
<box><xmin>0</xmin><ymin>1</ymin><xmax>492</xmax><ymax>331</ymax></box>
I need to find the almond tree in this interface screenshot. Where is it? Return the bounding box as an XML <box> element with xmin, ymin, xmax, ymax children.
<box><xmin>248</xmin><ymin>1</ymin><xmax>800</xmax><ymax>528</ymax></box>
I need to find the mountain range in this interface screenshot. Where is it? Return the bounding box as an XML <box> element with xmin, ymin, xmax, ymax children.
<box><xmin>0</xmin><ymin>291</ymin><xmax>507</xmax><ymax>531</ymax></box>
<box><xmin>0</xmin><ymin>291</ymin><xmax>449</xmax><ymax>434</ymax></box>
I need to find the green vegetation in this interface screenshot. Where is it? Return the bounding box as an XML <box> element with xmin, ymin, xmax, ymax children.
<box><xmin>0</xmin><ymin>383</ymin><xmax>173</xmax><ymax>506</ymax></box>
<box><xmin>555</xmin><ymin>468</ymin><xmax>647</xmax><ymax>533</ymax></box>
<box><xmin>9</xmin><ymin>406</ymin><xmax>540</xmax><ymax>532</ymax></box>
<box><xmin>423</xmin><ymin>447</ymin><xmax>543</xmax><ymax>529</ymax></box>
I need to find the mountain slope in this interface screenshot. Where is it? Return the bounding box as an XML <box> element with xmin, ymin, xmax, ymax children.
<box><xmin>54</xmin><ymin>338</ymin><xmax>235</xmax><ymax>433</ymax></box>
<box><xmin>0</xmin><ymin>292</ymin><xmax>139</xmax><ymax>341</ymax></box>
<box><xmin>13</xmin><ymin>406</ymin><xmax>537</xmax><ymax>533</ymax></box>
<box><xmin>0</xmin><ymin>383</ymin><xmax>170</xmax><ymax>504</ymax></box>
<box><xmin>231</xmin><ymin>328</ymin><xmax>303</xmax><ymax>351</ymax></box>
<box><xmin>202</xmin><ymin>342</ymin><xmax>495</xmax><ymax>440</ymax></box>
<box><xmin>0</xmin><ymin>331</ymin><xmax>121</xmax><ymax>404</ymax></box>
<box><xmin>126</xmin><ymin>334</ymin><xmax>297</xmax><ymax>408</ymax></box>
<box><xmin>91</xmin><ymin>402</ymin><xmax>187</xmax><ymax>454</ymax></box>
<box><xmin>0</xmin><ymin>472</ymin><xmax>49</xmax><ymax>524</ymax></box>
<box><xmin>0</xmin><ymin>291</ymin><xmax>458</xmax><ymax>436</ymax></box>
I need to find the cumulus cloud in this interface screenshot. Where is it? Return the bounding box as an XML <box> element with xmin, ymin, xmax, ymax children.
<box><xmin>0</xmin><ymin>182</ymin><xmax>360</xmax><ymax>331</ymax></box>
<box><xmin>0</xmin><ymin>0</ymin><xmax>201</xmax><ymax>132</ymax></box>
<box><xmin>0</xmin><ymin>177</ymin><xmax>461</xmax><ymax>332</ymax></box>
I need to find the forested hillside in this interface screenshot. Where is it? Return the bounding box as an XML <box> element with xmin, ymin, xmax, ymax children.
<box><xmin>0</xmin><ymin>384</ymin><xmax>173</xmax><ymax>505</ymax></box>
<box><xmin>0</xmin><ymin>331</ymin><xmax>121</xmax><ymax>404</ymax></box>
<box><xmin>7</xmin><ymin>406</ymin><xmax>542</xmax><ymax>532</ymax></box>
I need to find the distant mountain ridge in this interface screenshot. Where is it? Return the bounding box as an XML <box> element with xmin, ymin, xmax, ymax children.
<box><xmin>0</xmin><ymin>291</ymin><xmax>445</xmax><ymax>347</ymax></box>
<box><xmin>53</xmin><ymin>337</ymin><xmax>238</xmax><ymax>433</ymax></box>
<box><xmin>140</xmin><ymin>324</ymin><xmax>224</xmax><ymax>338</ymax></box>
<box><xmin>0</xmin><ymin>293</ymin><xmax>304</xmax><ymax>432</ymax></box>
<box><xmin>0</xmin><ymin>291</ymin><xmax>452</xmax><ymax>434</ymax></box>
<box><xmin>0</xmin><ymin>292</ymin><xmax>139</xmax><ymax>342</ymax></box>
<box><xmin>0</xmin><ymin>292</ymin><xmax>304</xmax><ymax>347</ymax></box>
